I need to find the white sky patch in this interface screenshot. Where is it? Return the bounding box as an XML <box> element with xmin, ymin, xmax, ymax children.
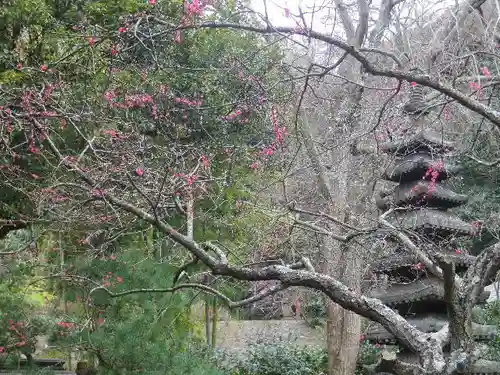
<box><xmin>250</xmin><ymin>0</ymin><xmax>330</xmax><ymax>31</ymax></box>
<box><xmin>249</xmin><ymin>0</ymin><xmax>457</xmax><ymax>34</ymax></box>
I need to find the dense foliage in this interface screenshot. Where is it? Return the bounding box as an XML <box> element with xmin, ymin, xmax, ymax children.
<box><xmin>0</xmin><ymin>0</ymin><xmax>293</xmax><ymax>373</ymax></box>
<box><xmin>2</xmin><ymin>1</ymin><xmax>500</xmax><ymax>375</ymax></box>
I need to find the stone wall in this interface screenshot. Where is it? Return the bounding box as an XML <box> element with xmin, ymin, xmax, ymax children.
<box><xmin>215</xmin><ymin>319</ymin><xmax>325</xmax><ymax>352</ymax></box>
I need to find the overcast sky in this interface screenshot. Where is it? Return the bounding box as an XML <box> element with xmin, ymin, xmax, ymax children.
<box><xmin>249</xmin><ymin>0</ymin><xmax>456</xmax><ymax>34</ymax></box>
<box><xmin>250</xmin><ymin>0</ymin><xmax>325</xmax><ymax>28</ymax></box>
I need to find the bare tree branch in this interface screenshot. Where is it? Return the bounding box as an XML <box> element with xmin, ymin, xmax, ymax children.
<box><xmin>379</xmin><ymin>210</ymin><xmax>450</xmax><ymax>282</ymax></box>
<box><xmin>368</xmin><ymin>0</ymin><xmax>406</xmax><ymax>47</ymax></box>
<box><xmin>186</xmin><ymin>22</ymin><xmax>500</xmax><ymax>127</ymax></box>
<box><xmin>333</xmin><ymin>0</ymin><xmax>356</xmax><ymax>41</ymax></box>
<box><xmin>289</xmin><ymin>205</ymin><xmax>375</xmax><ymax>233</ymax></box>
<box><xmin>467</xmin><ymin>154</ymin><xmax>500</xmax><ymax>167</ymax></box>
<box><xmin>462</xmin><ymin>242</ymin><xmax>500</xmax><ymax>304</ymax></box>
<box><xmin>363</xmin><ymin>349</ymin><xmax>423</xmax><ymax>375</ymax></box>
<box><xmin>91</xmin><ymin>282</ymin><xmax>288</xmax><ymax>308</ymax></box>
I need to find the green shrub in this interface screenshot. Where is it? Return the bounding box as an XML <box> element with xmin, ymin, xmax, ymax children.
<box><xmin>355</xmin><ymin>341</ymin><xmax>387</xmax><ymax>374</ymax></box>
<box><xmin>216</xmin><ymin>341</ymin><xmax>327</xmax><ymax>375</ymax></box>
<box><xmin>475</xmin><ymin>301</ymin><xmax>500</xmax><ymax>360</ymax></box>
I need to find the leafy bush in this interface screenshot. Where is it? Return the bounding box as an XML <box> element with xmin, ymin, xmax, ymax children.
<box><xmin>94</xmin><ymin>343</ymin><xmax>225</xmax><ymax>375</ymax></box>
<box><xmin>0</xmin><ymin>231</ymin><xmax>58</xmax><ymax>366</ymax></box>
<box><xmin>357</xmin><ymin>341</ymin><xmax>381</xmax><ymax>365</ymax></box>
<box><xmin>216</xmin><ymin>341</ymin><xmax>327</xmax><ymax>375</ymax></box>
<box><xmin>43</xmin><ymin>248</ymin><xmax>222</xmax><ymax>375</ymax></box>
<box><xmin>302</xmin><ymin>293</ymin><xmax>327</xmax><ymax>328</ymax></box>
<box><xmin>474</xmin><ymin>301</ymin><xmax>500</xmax><ymax>360</ymax></box>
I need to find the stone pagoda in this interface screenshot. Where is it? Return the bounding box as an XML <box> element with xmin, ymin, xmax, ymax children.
<box><xmin>363</xmin><ymin>83</ymin><xmax>498</xmax><ymax>371</ymax></box>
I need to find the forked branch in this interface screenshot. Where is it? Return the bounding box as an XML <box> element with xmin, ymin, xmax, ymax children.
<box><xmin>91</xmin><ymin>282</ymin><xmax>288</xmax><ymax>308</ymax></box>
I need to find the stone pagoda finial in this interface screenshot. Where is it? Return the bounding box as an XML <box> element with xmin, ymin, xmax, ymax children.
<box><xmin>403</xmin><ymin>68</ymin><xmax>430</xmax><ymax>116</ymax></box>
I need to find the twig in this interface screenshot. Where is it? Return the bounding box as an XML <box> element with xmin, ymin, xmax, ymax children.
<box><xmin>289</xmin><ymin>205</ymin><xmax>374</xmax><ymax>233</ymax></box>
<box><xmin>91</xmin><ymin>282</ymin><xmax>287</xmax><ymax>308</ymax></box>
<box><xmin>466</xmin><ymin>154</ymin><xmax>500</xmax><ymax>167</ymax></box>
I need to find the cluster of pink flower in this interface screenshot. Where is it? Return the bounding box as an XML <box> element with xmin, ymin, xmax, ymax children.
<box><xmin>42</xmin><ymin>83</ymin><xmax>58</xmax><ymax>101</ymax></box>
<box><xmin>201</xmin><ymin>154</ymin><xmax>210</xmax><ymax>168</ymax></box>
<box><xmin>419</xmin><ymin>160</ymin><xmax>444</xmax><ymax>200</ymax></box>
<box><xmin>481</xmin><ymin>66</ymin><xmax>491</xmax><ymax>78</ymax></box>
<box><xmin>469</xmin><ymin>81</ymin><xmax>481</xmax><ymax>91</ymax></box>
<box><xmin>99</xmin><ymin>215</ymin><xmax>114</xmax><ymax>222</ymax></box>
<box><xmin>56</xmin><ymin>321</ymin><xmax>76</xmax><ymax>329</ymax></box>
<box><xmin>92</xmin><ymin>188</ymin><xmax>105</xmax><ymax>198</ymax></box>
<box><xmin>28</xmin><ymin>138</ymin><xmax>40</xmax><ymax>154</ymax></box>
<box><xmin>472</xmin><ymin>220</ymin><xmax>482</xmax><ymax>236</ymax></box>
<box><xmin>411</xmin><ymin>262</ymin><xmax>425</xmax><ymax>270</ymax></box>
<box><xmin>257</xmin><ymin>107</ymin><xmax>288</xmax><ymax>159</ymax></box>
<box><xmin>96</xmin><ymin>313</ymin><xmax>105</xmax><ymax>327</ymax></box>
<box><xmin>21</xmin><ymin>90</ymin><xmax>36</xmax><ymax>114</ymax></box>
<box><xmin>249</xmin><ymin>107</ymin><xmax>289</xmax><ymax>169</ymax></box>
<box><xmin>51</xmin><ymin>193</ymin><xmax>69</xmax><ymax>202</ymax></box>
<box><xmin>284</xmin><ymin>6</ymin><xmax>291</xmax><ymax>18</ymax></box>
<box><xmin>443</xmin><ymin>107</ymin><xmax>451</xmax><ymax>120</ymax></box>
<box><xmin>104</xmin><ymin>90</ymin><xmax>154</xmax><ymax>109</ymax></box>
<box><xmin>121</xmin><ymin>93</ymin><xmax>154</xmax><ymax>108</ymax></box>
<box><xmin>249</xmin><ymin>161</ymin><xmax>259</xmax><ymax>169</ymax></box>
<box><xmin>223</xmin><ymin>109</ymin><xmax>243</xmax><ymax>121</ymax></box>
<box><xmin>176</xmin><ymin>0</ymin><xmax>208</xmax><ymax>43</ymax></box>
<box><xmin>272</xmin><ymin>106</ymin><xmax>287</xmax><ymax>145</ymax></box>
<box><xmin>102</xmin><ymin>129</ymin><xmax>121</xmax><ymax>138</ymax></box>
<box><xmin>179</xmin><ymin>173</ymin><xmax>198</xmax><ymax>185</ymax></box>
<box><xmin>186</xmin><ymin>0</ymin><xmax>205</xmax><ymax>16</ymax></box>
<box><xmin>6</xmin><ymin>320</ymin><xmax>27</xmax><ymax>348</ymax></box>
<box><xmin>261</xmin><ymin>145</ymin><xmax>276</xmax><ymax>157</ymax></box>
<box><xmin>40</xmin><ymin>111</ymin><xmax>58</xmax><ymax>117</ymax></box>
<box><xmin>174</xmin><ymin>96</ymin><xmax>203</xmax><ymax>107</ymax></box>
<box><xmin>170</xmin><ymin>164</ymin><xmax>206</xmax><ymax>187</ymax></box>
<box><xmin>469</xmin><ymin>80</ymin><xmax>484</xmax><ymax>98</ymax></box>
<box><xmin>408</xmin><ymin>162</ymin><xmax>442</xmax><ymax>204</ymax></box>
<box><xmin>15</xmin><ymin>63</ymin><xmax>48</xmax><ymax>71</ymax></box>
<box><xmin>104</xmin><ymin>90</ymin><xmax>118</xmax><ymax>102</ymax></box>
<box><xmin>102</xmin><ymin>271</ymin><xmax>120</xmax><ymax>288</ymax></box>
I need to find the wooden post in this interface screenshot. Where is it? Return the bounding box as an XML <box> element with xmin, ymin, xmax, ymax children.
<box><xmin>211</xmin><ymin>298</ymin><xmax>217</xmax><ymax>347</ymax></box>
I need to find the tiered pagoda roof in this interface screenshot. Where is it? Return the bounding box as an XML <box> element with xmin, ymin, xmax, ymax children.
<box><xmin>365</xmin><ymin>121</ymin><xmax>496</xmax><ymax>372</ymax></box>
